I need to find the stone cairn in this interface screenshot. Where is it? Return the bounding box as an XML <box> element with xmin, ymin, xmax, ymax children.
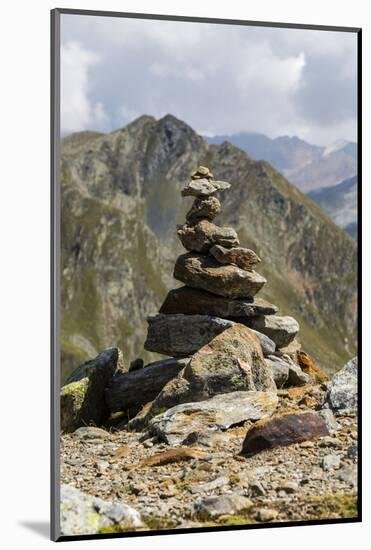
<box><xmin>144</xmin><ymin>166</ymin><xmax>301</xmax><ymax>367</ymax></box>
<box><xmin>63</xmin><ymin>165</ymin><xmax>335</xmax><ymax>450</ymax></box>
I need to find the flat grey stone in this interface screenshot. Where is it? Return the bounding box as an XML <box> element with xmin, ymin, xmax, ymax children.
<box><xmin>144</xmin><ymin>313</ymin><xmax>234</xmax><ymax>357</ymax></box>
<box><xmin>149</xmin><ymin>391</ymin><xmax>278</xmax><ymax>445</ymax></box>
<box><xmin>247</xmin><ymin>315</ymin><xmax>299</xmax><ymax>348</ymax></box>
<box><xmin>194</xmin><ymin>494</ymin><xmax>253</xmax><ymax>519</ymax></box>
<box><xmin>182</xmin><ymin>178</ymin><xmax>231</xmax><ymax>197</ymax></box>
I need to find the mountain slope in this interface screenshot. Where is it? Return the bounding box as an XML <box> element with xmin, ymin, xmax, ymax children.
<box><xmin>206</xmin><ymin>132</ymin><xmax>357</xmax><ymax>192</ymax></box>
<box><xmin>60</xmin><ymin>115</ymin><xmax>357</xmax><ymax>381</ymax></box>
<box><xmin>308</xmin><ymin>176</ymin><xmax>357</xmax><ymax>240</ymax></box>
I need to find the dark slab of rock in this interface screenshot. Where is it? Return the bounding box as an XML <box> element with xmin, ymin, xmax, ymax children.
<box><xmin>182</xmin><ymin>178</ymin><xmax>230</xmax><ymax>197</ymax></box>
<box><xmin>60</xmin><ymin>348</ymin><xmax>124</xmax><ymax>433</ymax></box>
<box><xmin>245</xmin><ymin>315</ymin><xmax>299</xmax><ymax>348</ymax></box>
<box><xmin>144</xmin><ymin>313</ymin><xmax>234</xmax><ymax>357</ymax></box>
<box><xmin>159</xmin><ymin>286</ymin><xmax>278</xmax><ymax>318</ymax></box>
<box><xmin>210</xmin><ymin>244</ymin><xmax>261</xmax><ymax>271</ymax></box>
<box><xmin>186</xmin><ymin>196</ymin><xmax>221</xmax><ymax>223</ymax></box>
<box><xmin>105</xmin><ymin>357</ymin><xmax>190</xmax><ymax>415</ymax></box>
<box><xmin>174</xmin><ymin>253</ymin><xmax>266</xmax><ymax>299</ymax></box>
<box><xmin>177</xmin><ymin>220</ymin><xmax>239</xmax><ymax>253</ymax></box>
<box><xmin>149</xmin><ymin>391</ymin><xmax>278</xmax><ymax>446</ymax></box>
<box><xmin>148</xmin><ymin>324</ymin><xmax>276</xmax><ymax>414</ymax></box>
<box><xmin>241</xmin><ymin>412</ymin><xmax>330</xmax><ymax>455</ymax></box>
<box><xmin>325</xmin><ymin>357</ymin><xmax>357</xmax><ymax>414</ymax></box>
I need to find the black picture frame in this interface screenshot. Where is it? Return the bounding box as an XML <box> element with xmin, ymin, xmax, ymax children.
<box><xmin>51</xmin><ymin>8</ymin><xmax>362</xmax><ymax>542</ymax></box>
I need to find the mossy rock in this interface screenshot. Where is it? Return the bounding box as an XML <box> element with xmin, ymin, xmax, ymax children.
<box><xmin>60</xmin><ymin>347</ymin><xmax>124</xmax><ymax>432</ymax></box>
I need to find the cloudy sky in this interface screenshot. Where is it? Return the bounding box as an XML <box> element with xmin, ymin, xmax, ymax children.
<box><xmin>60</xmin><ymin>14</ymin><xmax>358</xmax><ymax>146</ymax></box>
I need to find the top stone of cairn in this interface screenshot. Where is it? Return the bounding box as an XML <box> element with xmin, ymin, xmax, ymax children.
<box><xmin>182</xmin><ymin>165</ymin><xmax>231</xmax><ymax>198</ymax></box>
<box><xmin>191</xmin><ymin>165</ymin><xmax>214</xmax><ymax>179</ymax></box>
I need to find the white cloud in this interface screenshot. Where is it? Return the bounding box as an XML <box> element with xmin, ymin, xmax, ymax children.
<box><xmin>61</xmin><ymin>41</ymin><xmax>109</xmax><ymax>134</ymax></box>
<box><xmin>60</xmin><ymin>17</ymin><xmax>357</xmax><ymax>145</ymax></box>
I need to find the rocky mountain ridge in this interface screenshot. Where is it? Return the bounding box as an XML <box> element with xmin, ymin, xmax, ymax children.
<box><xmin>206</xmin><ymin>131</ymin><xmax>357</xmax><ymax>192</ymax></box>
<box><xmin>61</xmin><ymin>114</ymin><xmax>357</xmax><ymax>382</ymax></box>
<box><xmin>308</xmin><ymin>175</ymin><xmax>357</xmax><ymax>240</ymax></box>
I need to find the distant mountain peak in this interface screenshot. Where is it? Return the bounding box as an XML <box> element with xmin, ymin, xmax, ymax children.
<box><xmin>323</xmin><ymin>139</ymin><xmax>350</xmax><ymax>157</ymax></box>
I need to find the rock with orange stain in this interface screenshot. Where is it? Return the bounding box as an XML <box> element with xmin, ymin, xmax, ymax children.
<box><xmin>297</xmin><ymin>351</ymin><xmax>329</xmax><ymax>383</ymax></box>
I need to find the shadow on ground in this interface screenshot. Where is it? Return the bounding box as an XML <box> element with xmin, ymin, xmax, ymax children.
<box><xmin>19</xmin><ymin>521</ymin><xmax>49</xmax><ymax>539</ymax></box>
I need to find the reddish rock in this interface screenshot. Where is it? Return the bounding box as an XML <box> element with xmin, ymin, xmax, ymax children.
<box><xmin>241</xmin><ymin>412</ymin><xmax>329</xmax><ymax>455</ymax></box>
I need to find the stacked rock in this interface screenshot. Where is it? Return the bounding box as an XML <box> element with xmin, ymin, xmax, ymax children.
<box><xmin>144</xmin><ymin>166</ymin><xmax>301</xmax><ymax>369</ymax></box>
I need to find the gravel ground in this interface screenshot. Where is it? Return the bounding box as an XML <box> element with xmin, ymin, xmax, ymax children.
<box><xmin>60</xmin><ymin>387</ymin><xmax>358</xmax><ymax>530</ymax></box>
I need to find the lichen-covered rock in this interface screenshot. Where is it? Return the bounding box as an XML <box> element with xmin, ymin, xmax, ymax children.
<box><xmin>325</xmin><ymin>357</ymin><xmax>357</xmax><ymax>414</ymax></box>
<box><xmin>60</xmin><ymin>484</ymin><xmax>144</xmax><ymax>536</ymax></box>
<box><xmin>60</xmin><ymin>348</ymin><xmax>124</xmax><ymax>433</ymax></box>
<box><xmin>186</xmin><ymin>196</ymin><xmax>221</xmax><ymax>223</ymax></box>
<box><xmin>159</xmin><ymin>286</ymin><xmax>278</xmax><ymax>318</ymax></box>
<box><xmin>210</xmin><ymin>244</ymin><xmax>261</xmax><ymax>271</ymax></box>
<box><xmin>174</xmin><ymin>253</ymin><xmax>266</xmax><ymax>299</ymax></box>
<box><xmin>149</xmin><ymin>391</ymin><xmax>278</xmax><ymax>446</ymax></box>
<box><xmin>148</xmin><ymin>324</ymin><xmax>276</xmax><ymax>413</ymax></box>
<box><xmin>241</xmin><ymin>412</ymin><xmax>330</xmax><ymax>455</ymax></box>
<box><xmin>182</xmin><ymin>178</ymin><xmax>230</xmax><ymax>197</ymax></box>
<box><xmin>177</xmin><ymin>220</ymin><xmax>239</xmax><ymax>253</ymax></box>
<box><xmin>246</xmin><ymin>315</ymin><xmax>299</xmax><ymax>348</ymax></box>
<box><xmin>144</xmin><ymin>313</ymin><xmax>234</xmax><ymax>357</ymax></box>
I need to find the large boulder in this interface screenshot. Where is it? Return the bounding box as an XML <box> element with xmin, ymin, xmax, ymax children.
<box><xmin>148</xmin><ymin>324</ymin><xmax>276</xmax><ymax>414</ymax></box>
<box><xmin>149</xmin><ymin>391</ymin><xmax>278</xmax><ymax>446</ymax></box>
<box><xmin>177</xmin><ymin>220</ymin><xmax>239</xmax><ymax>253</ymax></box>
<box><xmin>159</xmin><ymin>286</ymin><xmax>278</xmax><ymax>318</ymax></box>
<box><xmin>144</xmin><ymin>313</ymin><xmax>234</xmax><ymax>357</ymax></box>
<box><xmin>186</xmin><ymin>196</ymin><xmax>221</xmax><ymax>223</ymax></box>
<box><xmin>174</xmin><ymin>253</ymin><xmax>266</xmax><ymax>299</ymax></box>
<box><xmin>245</xmin><ymin>315</ymin><xmax>299</xmax><ymax>348</ymax></box>
<box><xmin>60</xmin><ymin>484</ymin><xmax>143</xmax><ymax>536</ymax></box>
<box><xmin>325</xmin><ymin>357</ymin><xmax>357</xmax><ymax>414</ymax></box>
<box><xmin>210</xmin><ymin>244</ymin><xmax>261</xmax><ymax>271</ymax></box>
<box><xmin>241</xmin><ymin>412</ymin><xmax>330</xmax><ymax>455</ymax></box>
<box><xmin>60</xmin><ymin>348</ymin><xmax>124</xmax><ymax>433</ymax></box>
